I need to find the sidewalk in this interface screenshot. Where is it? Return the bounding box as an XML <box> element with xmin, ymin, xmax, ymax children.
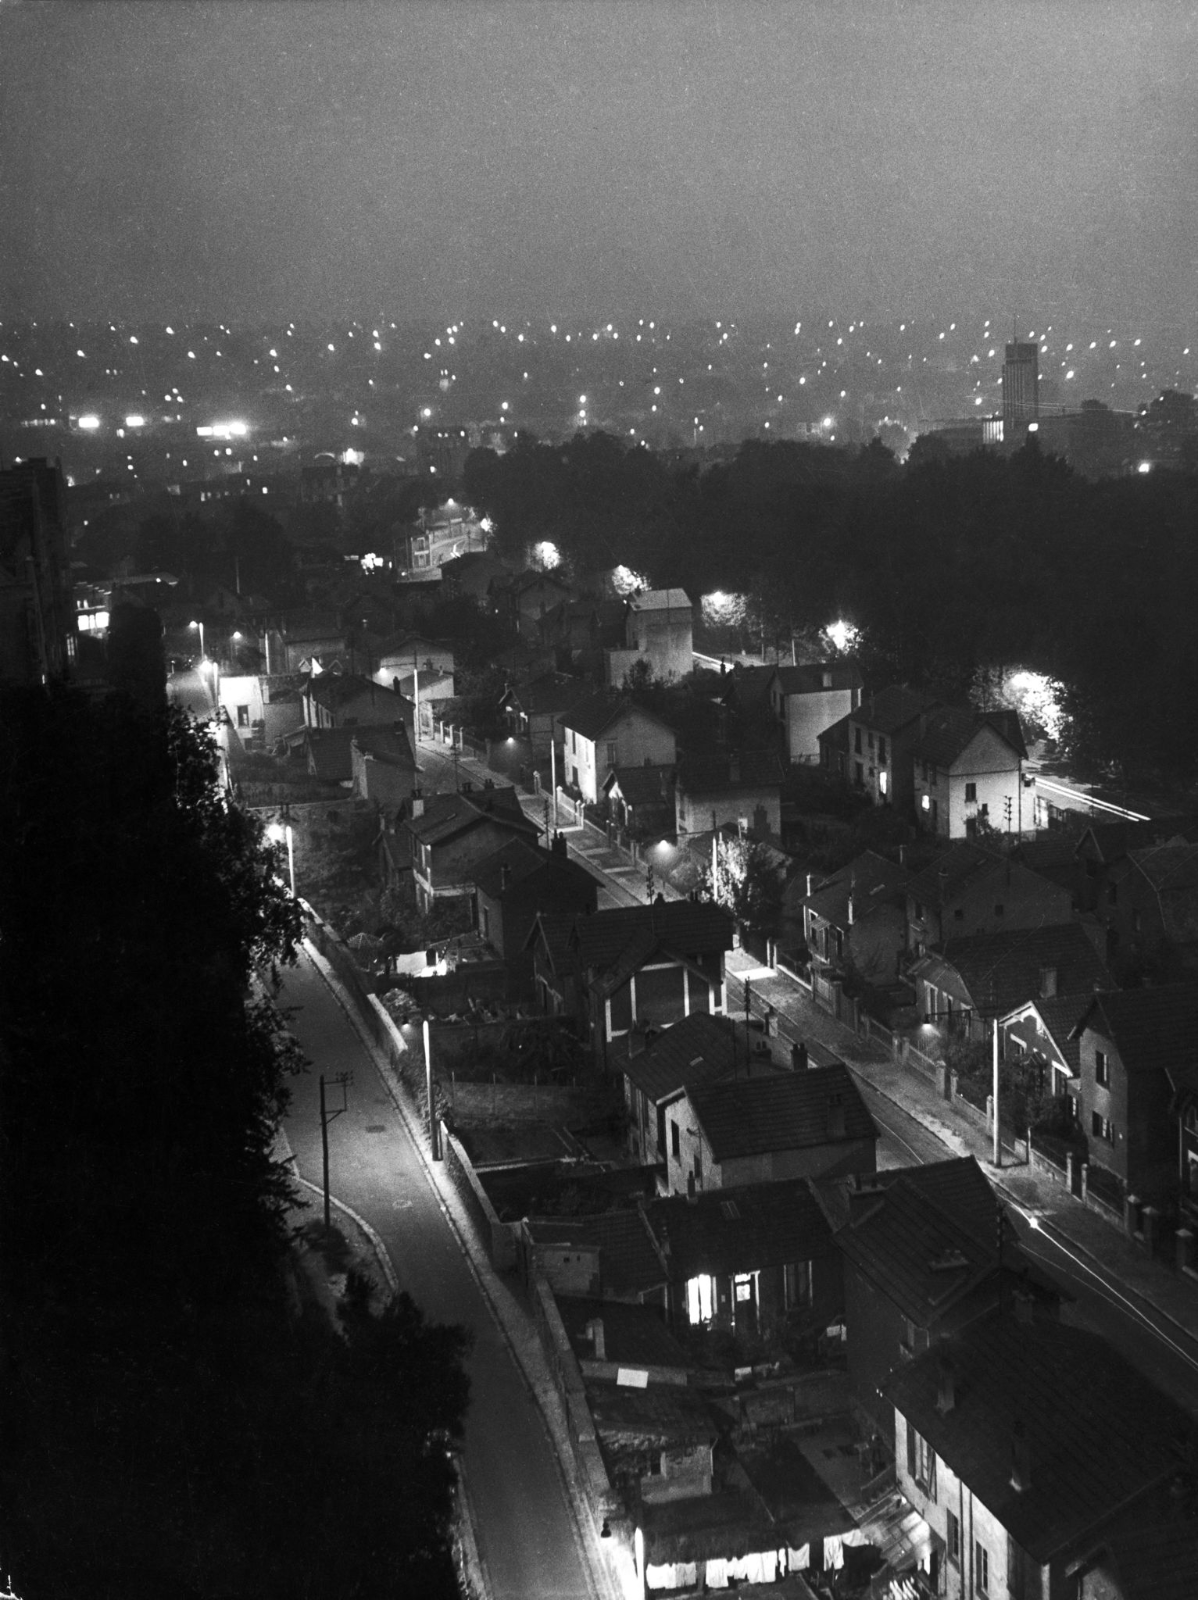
<box><xmin>726</xmin><ymin>946</ymin><xmax>1198</xmax><ymax>1351</ymax></box>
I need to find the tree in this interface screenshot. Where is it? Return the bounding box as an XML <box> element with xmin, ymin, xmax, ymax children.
<box><xmin>702</xmin><ymin>833</ymin><xmax>785</xmax><ymax>934</ymax></box>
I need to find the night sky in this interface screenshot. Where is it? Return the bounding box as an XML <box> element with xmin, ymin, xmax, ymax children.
<box><xmin>2</xmin><ymin>0</ymin><xmax>1195</xmax><ymax>326</ymax></box>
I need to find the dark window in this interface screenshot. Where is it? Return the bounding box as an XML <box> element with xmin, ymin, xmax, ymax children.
<box><xmin>854</xmin><ymin>727</ymin><xmax>863</xmax><ymax>754</ymax></box>
<box><xmin>236</xmin><ymin>704</ymin><xmax>250</xmax><ymax>728</ymax></box>
<box><xmin>994</xmin><ymin>903</ymin><xmax>1005</xmax><ymax>917</ymax></box>
<box><xmin>976</xmin><ymin>1542</ymin><xmax>990</xmax><ymax>1595</ymax></box>
<box><xmin>878</xmin><ymin>737</ymin><xmax>887</xmax><ymax>763</ymax></box>
<box><xmin>965</xmin><ymin>781</ymin><xmax>977</xmax><ymax>802</ymax></box>
<box><xmin>954</xmin><ymin>908</ymin><xmax>964</xmax><ymax>921</ymax></box>
<box><xmin>1091</xmin><ymin>1112</ymin><xmax>1114</xmax><ymax>1144</ymax></box>
<box><xmin>670</xmin><ymin>1122</ymin><xmax>680</xmax><ymax>1159</ymax></box>
<box><xmin>854</xmin><ymin>761</ymin><xmax>864</xmax><ymax>787</ymax></box>
<box><xmin>947</xmin><ymin>1510</ymin><xmax>960</xmax><ymax>1566</ymax></box>
<box><xmin>1095</xmin><ymin>1050</ymin><xmax>1109</xmax><ymax>1086</ymax></box>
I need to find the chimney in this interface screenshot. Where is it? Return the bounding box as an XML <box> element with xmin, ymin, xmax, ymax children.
<box><xmin>935</xmin><ymin>1347</ymin><xmax>956</xmax><ymax>1414</ymax></box>
<box><xmin>1010</xmin><ymin>1417</ymin><xmax>1031</xmax><ymax>1493</ymax></box>
<box><xmin>587</xmin><ymin>1317</ymin><xmax>606</xmax><ymax>1361</ymax></box>
<box><xmin>848</xmin><ymin>1173</ymin><xmax>884</xmax><ymax>1219</ymax></box>
<box><xmin>1039</xmin><ymin>965</ymin><xmax>1058</xmax><ymax>1000</ymax></box>
<box><xmin>411</xmin><ymin>793</ymin><xmax>425</xmax><ymax>818</ymax></box>
<box><xmin>500</xmin><ymin>864</ymin><xmax>511</xmax><ymax>892</ymax></box>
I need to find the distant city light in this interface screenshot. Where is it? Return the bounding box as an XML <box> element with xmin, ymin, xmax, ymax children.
<box><xmin>125</xmin><ymin>414</ymin><xmax>146</xmax><ymax>427</ymax></box>
<box><xmin>77</xmin><ymin>414</ymin><xmax>100</xmax><ymax>430</ymax></box>
<box><xmin>1138</xmin><ymin>461</ymin><xmax>1152</xmax><ymax>474</ymax></box>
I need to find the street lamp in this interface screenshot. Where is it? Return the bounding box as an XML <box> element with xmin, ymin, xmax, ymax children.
<box><xmin>267</xmin><ymin>820</ymin><xmax>295</xmax><ymax>898</ymax></box>
<box><xmin>189</xmin><ymin>618</ymin><xmax>205</xmax><ymax>663</ymax></box>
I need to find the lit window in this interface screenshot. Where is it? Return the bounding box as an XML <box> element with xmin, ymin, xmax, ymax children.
<box><xmin>686</xmin><ymin>1274</ymin><xmax>715</xmax><ymax>1325</ymax></box>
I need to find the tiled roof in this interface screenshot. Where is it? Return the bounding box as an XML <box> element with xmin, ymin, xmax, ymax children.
<box><xmin>912</xmin><ymin>705</ymin><xmax>1027</xmax><ymax>768</ymax></box>
<box><xmin>907</xmin><ymin>842</ymin><xmax>1006</xmax><ymax>905</ymax></box>
<box><xmin>837</xmin><ymin>1178</ymin><xmax>998</xmax><ymax>1323</ymax></box>
<box><xmin>677</xmin><ymin>749</ymin><xmax>785</xmax><ymax>794</ymax></box>
<box><xmin>555</xmin><ymin>1296</ymin><xmax>693</xmax><ymax>1373</ymax></box>
<box><xmin>774</xmin><ymin>661</ymin><xmax>863</xmax><ymax>695</ymax></box>
<box><xmin>1070</xmin><ymin>983</ymin><xmax>1198</xmax><ymax>1075</ymax></box>
<box><xmin>572</xmin><ymin>902</ymin><xmax>735</xmax><ymax>971</ymax></box>
<box><xmin>468</xmin><ymin>837</ymin><xmax>552</xmax><ymax>897</ymax></box>
<box><xmin>1003</xmin><ymin>993</ymin><xmax>1092</xmax><ymax>1075</ymax></box>
<box><xmin>560</xmin><ymin>690</ymin><xmax>674</xmax><ymax>742</ymax></box>
<box><xmin>306</xmin><ymin>672</ymin><xmax>403</xmax><ymax>710</ymax></box>
<box><xmin>644</xmin><ymin>1177</ymin><xmax>835</xmax><ymax>1279</ymax></box>
<box><xmin>406</xmin><ymin>785</ymin><xmax>539</xmax><ymax>846</ymax></box>
<box><xmin>1098</xmin><ymin>1519</ymin><xmax>1198</xmax><ymax>1600</ymax></box>
<box><xmin>628</xmin><ymin>587</ymin><xmax>692</xmax><ymax>613</ymax></box>
<box><xmin>688</xmin><ymin>1064</ymin><xmax>876</xmax><ymax>1162</ymax></box>
<box><xmin>851</xmin><ymin>685</ymin><xmax>939</xmax><ymax>736</ymax></box>
<box><xmin>504</xmin><ymin>670</ymin><xmax>588</xmax><ymax>716</ymax></box>
<box><xmin>803</xmin><ymin>849</ymin><xmax>913</xmax><ymax>928</ymax></box>
<box><xmin>585</xmin><ymin>1377</ymin><xmax>716</xmax><ymax>1444</ymax></box>
<box><xmin>526</xmin><ymin>910</ymin><xmax>583</xmax><ymax>972</ymax></box>
<box><xmin>875</xmin><ymin>1156</ymin><xmax>1001</xmax><ymax>1248</ymax></box>
<box><xmin>1131</xmin><ymin>843</ymin><xmax>1198</xmax><ymax>945</ymax></box>
<box><xmin>914</xmin><ymin>924</ymin><xmax>1111</xmax><ymax>1018</ymax></box>
<box><xmin>1077</xmin><ymin>816</ymin><xmax>1198</xmax><ymax>864</ymax></box>
<box><xmin>622</xmin><ymin>1013</ymin><xmax>739</xmax><ymax>1103</ymax></box>
<box><xmin>884</xmin><ymin>1312</ymin><xmax>1187</xmax><ymax>1562</ymax></box>
<box><xmin>603</xmin><ymin>764</ymin><xmax>675</xmax><ymax>808</ymax></box>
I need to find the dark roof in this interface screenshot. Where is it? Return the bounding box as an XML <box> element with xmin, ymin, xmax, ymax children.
<box><xmin>305</xmin><ymin>672</ymin><xmax>402</xmax><ymax>710</ymax></box>
<box><xmin>907</xmin><ymin>842</ymin><xmax>1009</xmax><ymax>906</ymax></box>
<box><xmin>559</xmin><ymin>690</ymin><xmax>673</xmax><ymax>742</ymax></box>
<box><xmin>1077</xmin><ymin>816</ymin><xmax>1198</xmax><ymax>865</ymax></box>
<box><xmin>912</xmin><ymin>705</ymin><xmax>1027</xmax><ymax>768</ymax></box>
<box><xmin>406</xmin><ymin>786</ymin><xmax>539</xmax><ymax>846</ymax></box>
<box><xmin>688</xmin><ymin>1064</ymin><xmax>877</xmax><ymax>1162</ymax></box>
<box><xmin>884</xmin><ymin>1312</ymin><xmax>1187</xmax><ymax>1561</ymax></box>
<box><xmin>585</xmin><ymin>1376</ymin><xmax>715</xmax><ymax>1444</ymax></box>
<box><xmin>1131</xmin><ymin>843</ymin><xmax>1198</xmax><ymax>945</ymax></box>
<box><xmin>555</xmin><ymin>1296</ymin><xmax>692</xmax><ymax>1373</ymax></box>
<box><xmin>774</xmin><ymin>660</ymin><xmax>863</xmax><ymax>696</ymax></box>
<box><xmin>913</xmin><ymin>924</ymin><xmax>1111</xmax><ymax>1018</ymax></box>
<box><xmin>469</xmin><ymin>836</ymin><xmax>594</xmax><ymax>903</ymax></box>
<box><xmin>837</xmin><ymin>1177</ymin><xmax>997</xmax><ymax>1323</ymax></box>
<box><xmin>850</xmin><ymin>684</ymin><xmax>940</xmax><ymax>736</ymax></box>
<box><xmin>526</xmin><ymin>910</ymin><xmax>582</xmax><ymax>973</ymax></box>
<box><xmin>1097</xmin><ymin>1519</ymin><xmax>1198</xmax><ymax>1600</ymax></box>
<box><xmin>622</xmin><ymin>1013</ymin><xmax>738</xmax><ymax>1104</ymax></box>
<box><xmin>723</xmin><ymin>663</ymin><xmax>779</xmax><ymax>710</ymax></box>
<box><xmin>677</xmin><ymin>749</ymin><xmax>785</xmax><ymax>795</ymax></box>
<box><xmin>1070</xmin><ymin>983</ymin><xmax>1198</xmax><ymax>1075</ymax></box>
<box><xmin>876</xmin><ymin>1156</ymin><xmax>1002</xmax><ymax>1248</ymax></box>
<box><xmin>803</xmin><ymin>848</ymin><xmax>913</xmax><ymax>928</ymax></box>
<box><xmin>503</xmin><ymin>670</ymin><xmax>588</xmax><ymax>717</ymax></box>
<box><xmin>572</xmin><ymin>901</ymin><xmax>735</xmax><ymax>972</ymax></box>
<box><xmin>603</xmin><ymin>764</ymin><xmax>676</xmax><ymax>808</ymax></box>
<box><xmin>644</xmin><ymin>1177</ymin><xmax>836</xmax><ymax>1279</ymax></box>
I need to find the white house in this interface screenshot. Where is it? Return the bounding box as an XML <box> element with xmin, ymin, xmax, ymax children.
<box><xmin>558</xmin><ymin>691</ymin><xmax>677</xmax><ymax>805</ymax></box>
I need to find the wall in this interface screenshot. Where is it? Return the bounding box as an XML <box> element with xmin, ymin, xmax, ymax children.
<box><xmin>787</xmin><ymin>688</ymin><xmax>856</xmax><ymax>763</ymax></box>
<box><xmin>677</xmin><ymin>784</ymin><xmax>781</xmax><ymax>840</ymax></box>
<box><xmin>440</xmin><ymin>1124</ymin><xmax>517</xmax><ymax>1271</ymax></box>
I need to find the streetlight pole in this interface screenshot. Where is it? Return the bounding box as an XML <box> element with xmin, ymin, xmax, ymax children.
<box><xmin>190</xmin><ymin>618</ymin><xmax>205</xmax><ymax>663</ymax></box>
<box><xmin>992</xmin><ymin>1014</ymin><xmax>1002</xmax><ymax>1169</ymax></box>
<box><xmin>318</xmin><ymin>1071</ymin><xmax>352</xmax><ymax>1230</ymax></box>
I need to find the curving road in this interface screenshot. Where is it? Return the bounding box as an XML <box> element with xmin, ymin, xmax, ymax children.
<box><xmin>278</xmin><ymin>950</ymin><xmax>607</xmax><ymax>1600</ymax></box>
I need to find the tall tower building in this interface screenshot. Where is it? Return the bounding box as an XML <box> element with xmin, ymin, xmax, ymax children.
<box><xmin>1002</xmin><ymin>342</ymin><xmax>1039</xmax><ymax>434</ymax></box>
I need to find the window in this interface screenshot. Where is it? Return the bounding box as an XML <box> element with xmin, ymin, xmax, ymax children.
<box><xmin>954</xmin><ymin>908</ymin><xmax>964</xmax><ymax>921</ymax></box>
<box><xmin>670</xmin><ymin>1121</ymin><xmax>680</xmax><ymax>1160</ymax></box>
<box><xmin>906</xmin><ymin>1423</ymin><xmax>937</xmax><ymax>1499</ymax></box>
<box><xmin>854</xmin><ymin>727</ymin><xmax>863</xmax><ymax>754</ymax></box>
<box><xmin>236</xmin><ymin>704</ymin><xmax>250</xmax><ymax>728</ymax></box>
<box><xmin>686</xmin><ymin>1274</ymin><xmax>715</xmax><ymax>1324</ymax></box>
<box><xmin>994</xmin><ymin>903</ymin><xmax>1005</xmax><ymax>917</ymax></box>
<box><xmin>854</xmin><ymin>761</ymin><xmax>864</xmax><ymax>787</ymax></box>
<box><xmin>1092</xmin><ymin>1112</ymin><xmax>1114</xmax><ymax>1144</ymax></box>
<box><xmin>783</xmin><ymin>1260</ymin><xmax>813</xmax><ymax>1310</ymax></box>
<box><xmin>1095</xmin><ymin>1049</ymin><xmax>1110</xmax><ymax>1086</ymax></box>
<box><xmin>930</xmin><ymin>767</ymin><xmax>938</xmax><ymax>787</ymax></box>
<box><xmin>605</xmin><ymin>741</ymin><xmax>618</xmax><ymax>769</ymax></box>
<box><xmin>878</xmin><ymin>737</ymin><xmax>887</xmax><ymax>763</ymax></box>
<box><xmin>975</xmin><ymin>1541</ymin><xmax>990</xmax><ymax>1595</ymax></box>
<box><xmin>914</xmin><ymin>901</ymin><xmax>925</xmax><ymax>921</ymax></box>
<box><xmin>965</xmin><ymin>781</ymin><xmax>977</xmax><ymax>802</ymax></box>
<box><xmin>946</xmin><ymin>1510</ymin><xmax>960</xmax><ymax>1566</ymax></box>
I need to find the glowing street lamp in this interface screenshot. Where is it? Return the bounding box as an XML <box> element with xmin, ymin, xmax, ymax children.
<box><xmin>266</xmin><ymin>820</ymin><xmax>295</xmax><ymax>898</ymax></box>
<box><xmin>189</xmin><ymin>618</ymin><xmax>205</xmax><ymax>661</ymax></box>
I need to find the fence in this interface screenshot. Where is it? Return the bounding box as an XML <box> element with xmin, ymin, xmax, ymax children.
<box><xmin>303</xmin><ymin>901</ymin><xmax>376</xmax><ymax>1007</ymax></box>
<box><xmin>440</xmin><ymin>1123</ymin><xmax>517</xmax><ymax>1271</ymax></box>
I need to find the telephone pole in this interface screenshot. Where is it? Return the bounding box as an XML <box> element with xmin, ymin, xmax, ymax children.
<box><xmin>319</xmin><ymin>1071</ymin><xmax>353</xmax><ymax>1230</ymax></box>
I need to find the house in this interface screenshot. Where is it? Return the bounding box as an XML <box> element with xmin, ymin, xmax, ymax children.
<box><xmin>836</xmin><ymin>1158</ymin><xmax>1061</xmax><ymax>1437</ymax></box>
<box><xmin>663</xmin><ymin>1064</ymin><xmax>877</xmax><ymax>1196</ymax></box>
<box><xmin>770</xmin><ymin>660</ymin><xmax>864</xmax><ymax>765</ymax></box>
<box><xmin>605</xmin><ymin>587</ymin><xmax>694</xmax><ymax>685</ymax></box>
<box><xmin>215</xmin><ymin>673</ymin><xmax>268</xmax><ymax>742</ymax></box>
<box><xmin>348</xmin><ymin>728</ymin><xmax>418</xmax><ymax>805</ymax></box>
<box><xmin>558</xmin><ymin>691</ymin><xmax>677</xmax><ymax>805</ymax></box>
<box><xmin>528</xmin><ymin>900</ymin><xmax>735</xmax><ymax>1068</ymax></box>
<box><xmin>621</xmin><ymin>1012</ymin><xmax>740</xmax><ymax>1164</ymax></box>
<box><xmin>1093</xmin><ymin>840</ymin><xmax>1198</xmax><ymax>975</ymax></box>
<box><xmin>1076</xmin><ymin>1517</ymin><xmax>1198</xmax><ymax>1600</ymax></box>
<box><xmin>820</xmin><ymin>685</ymin><xmax>940</xmax><ymax>813</ymax></box>
<box><xmin>438</xmin><ymin>549</ymin><xmax>511</xmax><ymax>603</ymax></box>
<box><xmin>905</xmin><ymin>842</ymin><xmax>1075</xmax><ymax>954</ymax></box>
<box><xmin>1068</xmin><ymin>983</ymin><xmax>1198</xmax><ymax>1208</ymax></box>
<box><xmin>912</xmin><ymin>707</ymin><xmax>1029</xmax><ymax>840</ymax></box>
<box><xmin>885</xmin><ymin>1310</ymin><xmax>1193</xmax><ymax>1600</ymax></box>
<box><xmin>1166</xmin><ymin>1058</ymin><xmax>1198</xmax><ymax>1246</ymax></box>
<box><xmin>998</xmin><ymin>993</ymin><xmax>1094</xmax><ymax>1101</ymax></box>
<box><xmin>674</xmin><ymin>749</ymin><xmax>785</xmax><ymax>842</ymax></box>
<box><xmin>499</xmin><ymin>671</ymin><xmax>587</xmax><ymax>766</ymax></box>
<box><xmin>603</xmin><ymin>764</ymin><xmax>677</xmax><ymax>842</ymax></box>
<box><xmin>911</xmin><ymin>924</ymin><xmax>1112</xmax><ymax>1049</ymax></box>
<box><xmin>374</xmin><ymin>633</ymin><xmax>455</xmax><ymax>684</ymax></box>
<box><xmin>519</xmin><ymin>1207</ymin><xmax>669</xmax><ymax>1304</ymax></box>
<box><xmin>491</xmin><ymin>567</ymin><xmax>575</xmax><ymax>641</ymax></box>
<box><xmin>274</xmin><ymin>612</ymin><xmax>348</xmax><ymax>673</ymax></box>
<box><xmin>803</xmin><ymin>849</ymin><xmax>914</xmax><ymax>986</ymax></box>
<box><xmin>404</xmin><ymin>784</ymin><xmax>542</xmax><ymax>912</ymax></box>
<box><xmin>643</xmin><ymin>1176</ymin><xmax>843</xmax><ymax>1341</ymax></box>
<box><xmin>470</xmin><ymin>834</ymin><xmax>597</xmax><ymax>994</ymax></box>
<box><xmin>302</xmin><ymin>671</ymin><xmax>411</xmax><ymax>732</ymax></box>
<box><xmin>405</xmin><ymin>499</ymin><xmax>487</xmax><ymax>570</ymax></box>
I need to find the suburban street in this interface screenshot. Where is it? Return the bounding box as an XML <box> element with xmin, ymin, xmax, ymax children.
<box><xmin>279</xmin><ymin>949</ymin><xmax>609</xmax><ymax>1600</ymax></box>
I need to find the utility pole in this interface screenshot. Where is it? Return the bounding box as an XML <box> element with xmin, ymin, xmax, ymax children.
<box><xmin>318</xmin><ymin>1071</ymin><xmax>353</xmax><ymax>1230</ymax></box>
<box><xmin>424</xmin><ymin>1018</ymin><xmax>441</xmax><ymax>1160</ymax></box>
<box><xmin>992</xmin><ymin>1016</ymin><xmax>1002</xmax><ymax>1168</ymax></box>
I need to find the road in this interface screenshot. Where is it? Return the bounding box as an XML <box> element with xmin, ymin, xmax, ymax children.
<box><xmin>278</xmin><ymin>950</ymin><xmax>607</xmax><ymax>1600</ymax></box>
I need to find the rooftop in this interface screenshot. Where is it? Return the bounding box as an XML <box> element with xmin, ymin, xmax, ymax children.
<box><xmin>1071</xmin><ymin>983</ymin><xmax>1198</xmax><ymax>1075</ymax></box>
<box><xmin>644</xmin><ymin>1176</ymin><xmax>836</xmax><ymax>1279</ymax></box>
<box><xmin>622</xmin><ymin>1012</ymin><xmax>739</xmax><ymax>1105</ymax></box>
<box><xmin>912</xmin><ymin>923</ymin><xmax>1112</xmax><ymax>1018</ymax></box>
<box><xmin>687</xmin><ymin>1063</ymin><xmax>876</xmax><ymax>1162</ymax></box>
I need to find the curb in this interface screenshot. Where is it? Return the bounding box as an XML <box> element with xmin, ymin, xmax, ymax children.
<box><xmin>298</xmin><ymin>938</ymin><xmax>621</xmax><ymax>1600</ymax></box>
<box><xmin>291</xmin><ymin>1172</ymin><xmax>400</xmax><ymax>1296</ymax></box>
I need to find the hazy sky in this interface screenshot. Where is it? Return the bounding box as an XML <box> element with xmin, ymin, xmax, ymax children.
<box><xmin>2</xmin><ymin>0</ymin><xmax>1195</xmax><ymax>324</ymax></box>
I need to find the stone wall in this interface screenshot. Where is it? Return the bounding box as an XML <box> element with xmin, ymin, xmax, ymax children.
<box><xmin>440</xmin><ymin>1123</ymin><xmax>517</xmax><ymax>1272</ymax></box>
